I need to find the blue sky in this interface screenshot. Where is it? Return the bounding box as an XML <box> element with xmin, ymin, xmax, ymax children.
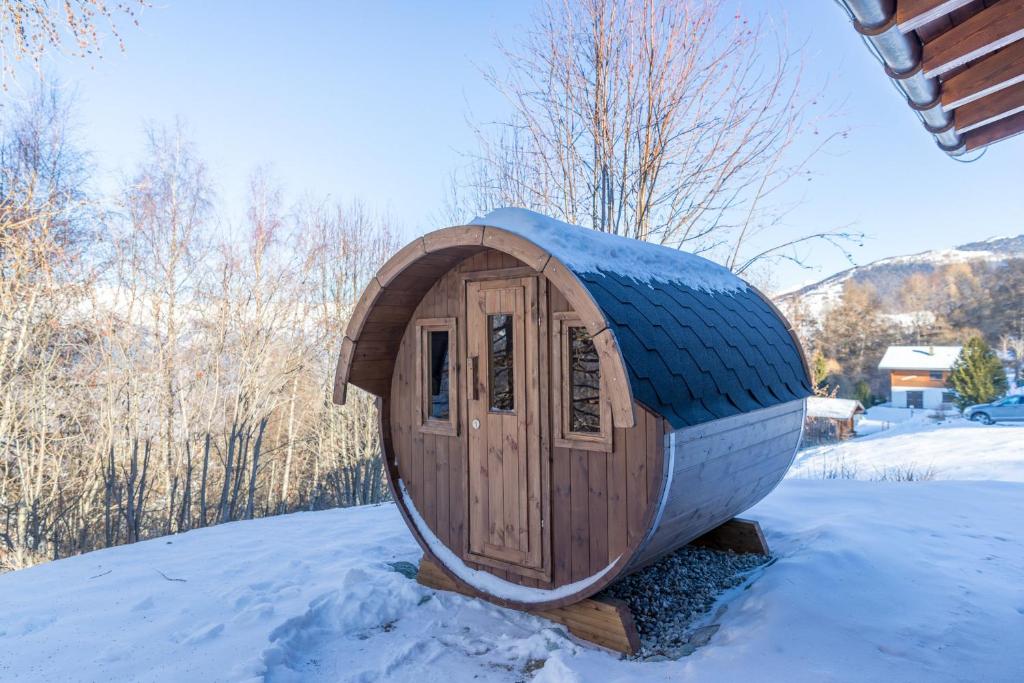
<box><xmin>17</xmin><ymin>0</ymin><xmax>1023</xmax><ymax>292</ymax></box>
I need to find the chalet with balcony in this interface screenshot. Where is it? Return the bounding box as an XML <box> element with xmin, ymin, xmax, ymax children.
<box><xmin>878</xmin><ymin>345</ymin><xmax>962</xmax><ymax>409</ymax></box>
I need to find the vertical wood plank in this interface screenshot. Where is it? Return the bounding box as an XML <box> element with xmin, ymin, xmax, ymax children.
<box><xmin>626</xmin><ymin>411</ymin><xmax>648</xmax><ymax>546</ymax></box>
<box><xmin>647</xmin><ymin>412</ymin><xmax>663</xmax><ymax>506</ymax></box>
<box><xmin>467</xmin><ymin>282</ymin><xmax>487</xmax><ymax>555</ymax></box>
<box><xmin>423</xmin><ymin>431</ymin><xmax>438</xmax><ymax>535</ymax></box>
<box><xmin>535</xmin><ymin>275</ymin><xmax>550</xmax><ymax>581</ymax></box>
<box><xmin>552</xmin><ymin>445</ymin><xmax>572</xmax><ymax>586</ymax></box>
<box><xmin>570</xmin><ymin>448</ymin><xmax>590</xmax><ymax>582</ymax></box>
<box><xmin>608</xmin><ymin>426</ymin><xmax>628</xmax><ymax>559</ymax></box>
<box><xmin>588</xmin><ymin>449</ymin><xmax>608</xmax><ymax>572</ymax></box>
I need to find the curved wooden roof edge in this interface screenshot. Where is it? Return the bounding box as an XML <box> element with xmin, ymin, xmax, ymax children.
<box><xmin>333</xmin><ymin>223</ymin><xmax>638</xmax><ymax>429</ymax></box>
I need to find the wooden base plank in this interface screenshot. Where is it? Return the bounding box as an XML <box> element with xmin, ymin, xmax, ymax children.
<box><xmin>416</xmin><ymin>556</ymin><xmax>640</xmax><ymax>655</ymax></box>
<box><xmin>688</xmin><ymin>517</ymin><xmax>770</xmax><ymax>555</ymax></box>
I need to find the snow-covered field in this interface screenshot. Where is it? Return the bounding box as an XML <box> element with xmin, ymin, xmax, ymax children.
<box><xmin>2</xmin><ymin>421</ymin><xmax>1023</xmax><ymax>682</ymax></box>
<box><xmin>792</xmin><ymin>408</ymin><xmax>1024</xmax><ymax>482</ymax></box>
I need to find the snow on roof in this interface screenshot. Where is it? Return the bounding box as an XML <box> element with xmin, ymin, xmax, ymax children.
<box><xmin>878</xmin><ymin>346</ymin><xmax>962</xmax><ymax>371</ymax></box>
<box><xmin>806</xmin><ymin>396</ymin><xmax>864</xmax><ymax>420</ymax></box>
<box><xmin>473</xmin><ymin>207</ymin><xmax>747</xmax><ymax>293</ymax></box>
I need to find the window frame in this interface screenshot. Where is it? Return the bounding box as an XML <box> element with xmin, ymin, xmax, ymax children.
<box><xmin>415</xmin><ymin>317</ymin><xmax>458</xmax><ymax>436</ymax></box>
<box><xmin>929</xmin><ymin>370</ymin><xmax>944</xmax><ymax>381</ymax></box>
<box><xmin>552</xmin><ymin>313</ymin><xmax>612</xmax><ymax>452</ymax></box>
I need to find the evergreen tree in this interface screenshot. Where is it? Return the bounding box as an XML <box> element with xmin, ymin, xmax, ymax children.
<box><xmin>947</xmin><ymin>337</ymin><xmax>1008</xmax><ymax>409</ymax></box>
<box><xmin>811</xmin><ymin>350</ymin><xmax>829</xmax><ymax>396</ymax></box>
<box><xmin>853</xmin><ymin>380</ymin><xmax>873</xmax><ymax>406</ymax></box>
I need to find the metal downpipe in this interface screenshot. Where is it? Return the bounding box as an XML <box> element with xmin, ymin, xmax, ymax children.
<box><xmin>842</xmin><ymin>0</ymin><xmax>966</xmax><ymax>155</ymax></box>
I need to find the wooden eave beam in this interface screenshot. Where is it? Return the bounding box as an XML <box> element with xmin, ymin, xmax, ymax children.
<box><xmin>955</xmin><ymin>80</ymin><xmax>1024</xmax><ymax>131</ymax></box>
<box><xmin>942</xmin><ymin>40</ymin><xmax>1024</xmax><ymax>109</ymax></box>
<box><xmin>897</xmin><ymin>0</ymin><xmax>975</xmax><ymax>34</ymax></box>
<box><xmin>963</xmin><ymin>108</ymin><xmax>1024</xmax><ymax>148</ymax></box>
<box><xmin>922</xmin><ymin>0</ymin><xmax>1024</xmax><ymax>78</ymax></box>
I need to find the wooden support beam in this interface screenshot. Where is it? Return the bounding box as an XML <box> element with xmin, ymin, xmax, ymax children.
<box><xmin>955</xmin><ymin>80</ymin><xmax>1024</xmax><ymax>131</ymax></box>
<box><xmin>942</xmin><ymin>40</ymin><xmax>1024</xmax><ymax>110</ymax></box>
<box><xmin>688</xmin><ymin>518</ymin><xmax>770</xmax><ymax>556</ymax></box>
<box><xmin>964</xmin><ymin>108</ymin><xmax>1024</xmax><ymax>148</ymax></box>
<box><xmin>416</xmin><ymin>555</ymin><xmax>641</xmax><ymax>655</ymax></box>
<box><xmin>897</xmin><ymin>0</ymin><xmax>975</xmax><ymax>34</ymax></box>
<box><xmin>922</xmin><ymin>0</ymin><xmax>1024</xmax><ymax>78</ymax></box>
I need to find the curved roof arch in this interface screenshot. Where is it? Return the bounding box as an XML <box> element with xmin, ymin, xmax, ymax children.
<box><xmin>335</xmin><ymin>208</ymin><xmax>812</xmax><ymax>430</ymax></box>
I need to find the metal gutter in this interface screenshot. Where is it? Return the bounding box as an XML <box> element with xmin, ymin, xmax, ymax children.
<box><xmin>842</xmin><ymin>0</ymin><xmax>966</xmax><ymax>156</ymax></box>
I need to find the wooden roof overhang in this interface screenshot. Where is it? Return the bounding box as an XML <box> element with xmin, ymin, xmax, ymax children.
<box><xmin>844</xmin><ymin>0</ymin><xmax>1024</xmax><ymax>154</ymax></box>
<box><xmin>333</xmin><ymin>224</ymin><xmax>638</xmax><ymax>429</ymax></box>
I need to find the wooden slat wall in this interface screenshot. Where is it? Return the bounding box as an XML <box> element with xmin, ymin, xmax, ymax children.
<box><xmin>628</xmin><ymin>399</ymin><xmax>803</xmax><ymax>570</ymax></box>
<box><xmin>391</xmin><ymin>248</ymin><xmax>665</xmax><ymax>589</ymax></box>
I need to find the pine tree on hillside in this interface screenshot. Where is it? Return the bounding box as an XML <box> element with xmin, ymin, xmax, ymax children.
<box><xmin>947</xmin><ymin>337</ymin><xmax>1008</xmax><ymax>410</ymax></box>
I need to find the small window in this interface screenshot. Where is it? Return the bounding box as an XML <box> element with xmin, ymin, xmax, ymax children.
<box><xmin>428</xmin><ymin>330</ymin><xmax>450</xmax><ymax>419</ymax></box>
<box><xmin>489</xmin><ymin>313</ymin><xmax>514</xmax><ymax>412</ymax></box>
<box><xmin>554</xmin><ymin>314</ymin><xmax>611</xmax><ymax>451</ymax></box>
<box><xmin>416</xmin><ymin>318</ymin><xmax>457</xmax><ymax>435</ymax></box>
<box><xmin>929</xmin><ymin>371</ymin><xmax>943</xmax><ymax>381</ymax></box>
<box><xmin>568</xmin><ymin>326</ymin><xmax>601</xmax><ymax>433</ymax></box>
<box><xmin>942</xmin><ymin>392</ymin><xmax>956</xmax><ymax>404</ymax></box>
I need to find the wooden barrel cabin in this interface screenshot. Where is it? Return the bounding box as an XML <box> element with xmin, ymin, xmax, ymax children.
<box><xmin>333</xmin><ymin>208</ymin><xmax>811</xmax><ymax>610</ymax></box>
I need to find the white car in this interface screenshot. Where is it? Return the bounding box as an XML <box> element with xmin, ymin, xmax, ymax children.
<box><xmin>964</xmin><ymin>396</ymin><xmax>1024</xmax><ymax>424</ymax></box>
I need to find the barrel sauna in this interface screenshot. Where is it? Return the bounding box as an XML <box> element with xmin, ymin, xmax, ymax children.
<box><xmin>333</xmin><ymin>208</ymin><xmax>811</xmax><ymax>611</ymax></box>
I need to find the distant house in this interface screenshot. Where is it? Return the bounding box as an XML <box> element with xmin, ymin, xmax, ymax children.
<box><xmin>804</xmin><ymin>397</ymin><xmax>864</xmax><ymax>443</ymax></box>
<box><xmin>878</xmin><ymin>346</ymin><xmax>962</xmax><ymax>409</ymax></box>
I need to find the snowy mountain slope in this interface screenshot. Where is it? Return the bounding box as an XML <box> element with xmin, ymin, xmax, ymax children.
<box><xmin>1</xmin><ymin>423</ymin><xmax>1023</xmax><ymax>682</ymax></box>
<box><xmin>775</xmin><ymin>234</ymin><xmax>1024</xmax><ymax>323</ymax></box>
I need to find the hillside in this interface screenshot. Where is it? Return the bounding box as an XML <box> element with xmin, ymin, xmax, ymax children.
<box><xmin>1</xmin><ymin>420</ymin><xmax>1022</xmax><ymax>682</ymax></box>
<box><xmin>776</xmin><ymin>234</ymin><xmax>1024</xmax><ymax>323</ymax></box>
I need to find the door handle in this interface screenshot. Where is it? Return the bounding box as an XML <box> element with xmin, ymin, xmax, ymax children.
<box><xmin>469</xmin><ymin>355</ymin><xmax>479</xmax><ymax>401</ymax></box>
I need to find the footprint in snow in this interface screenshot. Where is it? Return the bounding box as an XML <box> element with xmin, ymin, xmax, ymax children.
<box><xmin>17</xmin><ymin>614</ymin><xmax>56</xmax><ymax>636</ymax></box>
<box><xmin>131</xmin><ymin>596</ymin><xmax>156</xmax><ymax>612</ymax></box>
<box><xmin>173</xmin><ymin>622</ymin><xmax>225</xmax><ymax>645</ymax></box>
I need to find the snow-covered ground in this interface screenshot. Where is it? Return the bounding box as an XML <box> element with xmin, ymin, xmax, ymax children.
<box><xmin>2</xmin><ymin>423</ymin><xmax>1023</xmax><ymax>682</ymax></box>
<box><xmin>793</xmin><ymin>408</ymin><xmax>1024</xmax><ymax>482</ymax></box>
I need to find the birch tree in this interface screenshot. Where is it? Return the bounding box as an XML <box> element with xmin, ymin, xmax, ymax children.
<box><xmin>451</xmin><ymin>0</ymin><xmax>853</xmax><ymax>273</ymax></box>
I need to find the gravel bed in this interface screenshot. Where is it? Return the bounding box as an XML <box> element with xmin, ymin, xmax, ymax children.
<box><xmin>598</xmin><ymin>546</ymin><xmax>770</xmax><ymax>659</ymax></box>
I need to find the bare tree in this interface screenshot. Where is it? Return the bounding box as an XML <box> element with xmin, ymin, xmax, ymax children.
<box><xmin>449</xmin><ymin>0</ymin><xmax>854</xmax><ymax>273</ymax></box>
<box><xmin>0</xmin><ymin>84</ymin><xmax>95</xmax><ymax>568</ymax></box>
<box><xmin>0</xmin><ymin>0</ymin><xmax>145</xmax><ymax>88</ymax></box>
<box><xmin>0</xmin><ymin>96</ymin><xmax>398</xmax><ymax>572</ymax></box>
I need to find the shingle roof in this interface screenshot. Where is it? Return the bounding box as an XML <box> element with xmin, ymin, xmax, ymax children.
<box><xmin>476</xmin><ymin>209</ymin><xmax>813</xmax><ymax>429</ymax></box>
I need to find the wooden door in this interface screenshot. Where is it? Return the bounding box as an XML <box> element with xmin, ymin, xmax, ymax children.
<box><xmin>465</xmin><ymin>276</ymin><xmax>547</xmax><ymax>577</ymax></box>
